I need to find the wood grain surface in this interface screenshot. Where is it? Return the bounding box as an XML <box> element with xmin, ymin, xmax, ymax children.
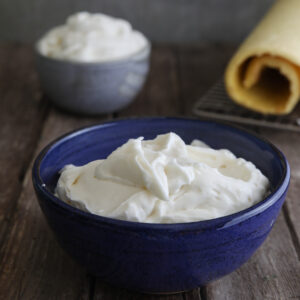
<box><xmin>0</xmin><ymin>43</ymin><xmax>299</xmax><ymax>300</ymax></box>
<box><xmin>0</xmin><ymin>43</ymin><xmax>47</xmax><ymax>265</ymax></box>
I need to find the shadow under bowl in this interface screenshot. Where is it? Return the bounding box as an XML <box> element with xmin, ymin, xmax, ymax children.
<box><xmin>35</xmin><ymin>44</ymin><xmax>151</xmax><ymax>115</ymax></box>
<box><xmin>32</xmin><ymin>117</ymin><xmax>290</xmax><ymax>293</ymax></box>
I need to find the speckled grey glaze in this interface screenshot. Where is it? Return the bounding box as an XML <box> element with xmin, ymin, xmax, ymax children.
<box><xmin>35</xmin><ymin>43</ymin><xmax>150</xmax><ymax>115</ymax></box>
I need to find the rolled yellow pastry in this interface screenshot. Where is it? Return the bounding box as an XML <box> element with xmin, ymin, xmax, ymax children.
<box><xmin>225</xmin><ymin>0</ymin><xmax>300</xmax><ymax>114</ymax></box>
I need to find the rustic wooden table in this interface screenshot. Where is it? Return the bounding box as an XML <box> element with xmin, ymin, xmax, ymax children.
<box><xmin>0</xmin><ymin>43</ymin><xmax>300</xmax><ymax>300</ymax></box>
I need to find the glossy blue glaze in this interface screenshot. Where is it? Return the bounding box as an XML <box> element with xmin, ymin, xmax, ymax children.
<box><xmin>32</xmin><ymin>117</ymin><xmax>290</xmax><ymax>293</ymax></box>
<box><xmin>35</xmin><ymin>44</ymin><xmax>150</xmax><ymax>115</ymax></box>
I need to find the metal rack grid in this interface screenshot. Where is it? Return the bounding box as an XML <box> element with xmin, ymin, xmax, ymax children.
<box><xmin>193</xmin><ymin>80</ymin><xmax>300</xmax><ymax>132</ymax></box>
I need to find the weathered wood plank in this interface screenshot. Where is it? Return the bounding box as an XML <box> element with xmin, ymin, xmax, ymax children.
<box><xmin>184</xmin><ymin>288</ymin><xmax>202</xmax><ymax>300</ymax></box>
<box><xmin>93</xmin><ymin>282</ymin><xmax>187</xmax><ymax>300</ymax></box>
<box><xmin>93</xmin><ymin>282</ymin><xmax>201</xmax><ymax>300</ymax></box>
<box><xmin>177</xmin><ymin>44</ymin><xmax>235</xmax><ymax>115</ymax></box>
<box><xmin>205</xmin><ymin>213</ymin><xmax>300</xmax><ymax>300</ymax></box>
<box><xmin>259</xmin><ymin>130</ymin><xmax>300</xmax><ymax>259</ymax></box>
<box><xmin>0</xmin><ymin>43</ymin><xmax>47</xmax><ymax>250</ymax></box>
<box><xmin>0</xmin><ymin>108</ymin><xmax>109</xmax><ymax>299</ymax></box>
<box><xmin>120</xmin><ymin>44</ymin><xmax>181</xmax><ymax>116</ymax></box>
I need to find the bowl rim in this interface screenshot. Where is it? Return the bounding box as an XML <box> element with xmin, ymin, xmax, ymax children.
<box><xmin>34</xmin><ymin>38</ymin><xmax>151</xmax><ymax>66</ymax></box>
<box><xmin>32</xmin><ymin>117</ymin><xmax>290</xmax><ymax>230</ymax></box>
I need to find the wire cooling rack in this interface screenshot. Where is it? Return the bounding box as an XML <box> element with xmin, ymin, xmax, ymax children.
<box><xmin>193</xmin><ymin>80</ymin><xmax>300</xmax><ymax>132</ymax></box>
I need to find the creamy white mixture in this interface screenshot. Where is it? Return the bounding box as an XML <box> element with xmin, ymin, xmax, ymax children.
<box><xmin>37</xmin><ymin>12</ymin><xmax>148</xmax><ymax>62</ymax></box>
<box><xmin>56</xmin><ymin>133</ymin><xmax>269</xmax><ymax>223</ymax></box>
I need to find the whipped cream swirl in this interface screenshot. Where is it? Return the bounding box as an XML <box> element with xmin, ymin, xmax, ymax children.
<box><xmin>56</xmin><ymin>133</ymin><xmax>269</xmax><ymax>223</ymax></box>
<box><xmin>37</xmin><ymin>12</ymin><xmax>148</xmax><ymax>62</ymax></box>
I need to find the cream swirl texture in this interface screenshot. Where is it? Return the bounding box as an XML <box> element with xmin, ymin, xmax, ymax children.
<box><xmin>37</xmin><ymin>12</ymin><xmax>148</xmax><ymax>62</ymax></box>
<box><xmin>56</xmin><ymin>133</ymin><xmax>269</xmax><ymax>223</ymax></box>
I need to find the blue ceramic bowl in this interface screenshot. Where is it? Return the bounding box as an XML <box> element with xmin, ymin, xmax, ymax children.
<box><xmin>32</xmin><ymin>117</ymin><xmax>290</xmax><ymax>294</ymax></box>
<box><xmin>35</xmin><ymin>42</ymin><xmax>150</xmax><ymax>115</ymax></box>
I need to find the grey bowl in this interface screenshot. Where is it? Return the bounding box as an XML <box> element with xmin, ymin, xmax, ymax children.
<box><xmin>35</xmin><ymin>43</ymin><xmax>151</xmax><ymax>115</ymax></box>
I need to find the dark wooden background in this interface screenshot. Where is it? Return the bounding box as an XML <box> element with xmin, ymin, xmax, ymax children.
<box><xmin>0</xmin><ymin>43</ymin><xmax>299</xmax><ymax>299</ymax></box>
